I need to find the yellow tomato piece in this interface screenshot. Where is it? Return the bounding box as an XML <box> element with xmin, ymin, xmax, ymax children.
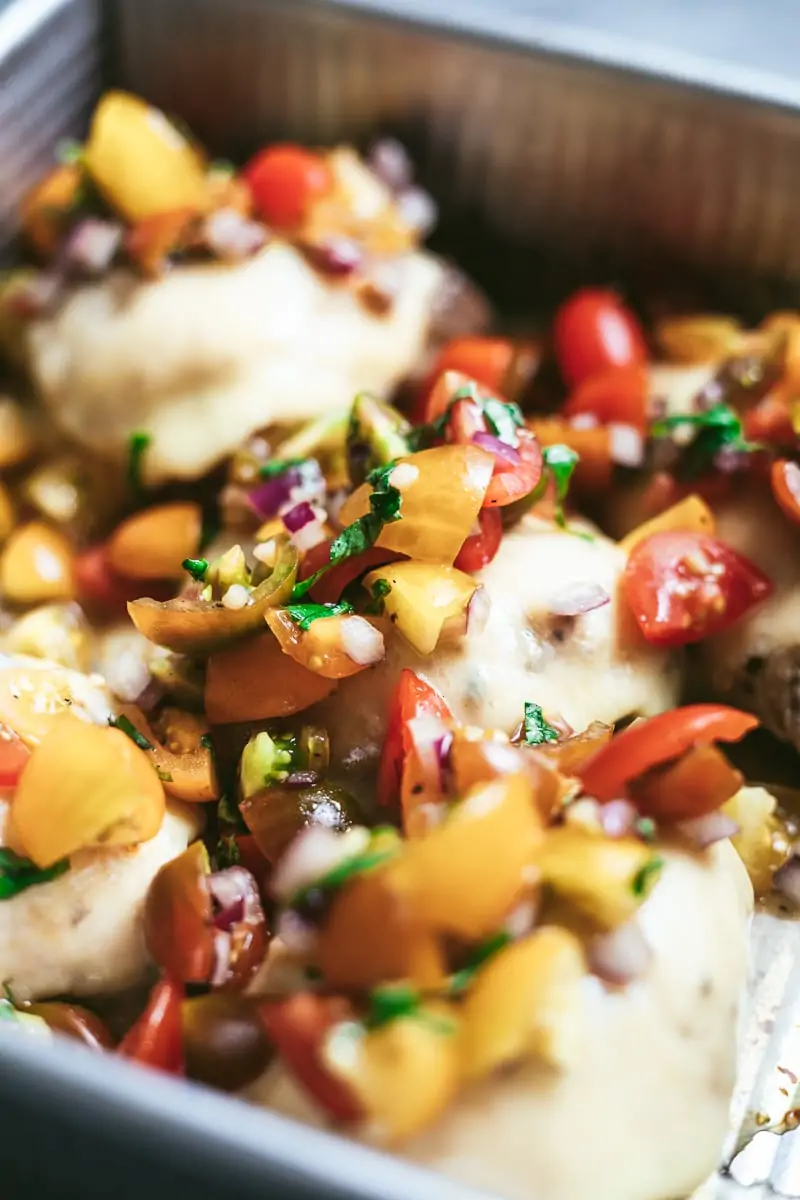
<box><xmin>264</xmin><ymin>609</ymin><xmax>385</xmax><ymax>679</ymax></box>
<box><xmin>619</xmin><ymin>494</ymin><xmax>716</xmax><ymax>555</ymax></box>
<box><xmin>537</xmin><ymin>826</ymin><xmax>657</xmax><ymax>929</ymax></box>
<box><xmin>10</xmin><ymin>713</ymin><xmax>165</xmax><ymax>867</ymax></box>
<box><xmin>20</xmin><ymin>163</ymin><xmax>83</xmax><ymax>258</ymax></box>
<box><xmin>84</xmin><ymin>91</ymin><xmax>207</xmax><ymax>222</ymax></box>
<box><xmin>325</xmin><ymin>1006</ymin><xmax>460</xmax><ymax>1144</ymax></box>
<box><xmin>362</xmin><ymin>561</ymin><xmax>478</xmax><ymax>656</ymax></box>
<box><xmin>205</xmin><ymin>631</ymin><xmax>337</xmax><ymax>724</ymax></box>
<box><xmin>722</xmin><ymin>786</ymin><xmax>791</xmax><ymax>897</ymax></box>
<box><xmin>116</xmin><ymin>704</ymin><xmax>219</xmax><ymax>804</ymax></box>
<box><xmin>0</xmin><ymin>522</ymin><xmax>75</xmax><ymax>605</ymax></box>
<box><xmin>337</xmin><ymin>446</ymin><xmax>494</xmax><ymax>566</ymax></box>
<box><xmin>395</xmin><ymin>773</ymin><xmax>544</xmax><ymax>939</ymax></box>
<box><xmin>106</xmin><ymin>503</ymin><xmax>202</xmax><ymax>581</ymax></box>
<box><xmin>0</xmin><ymin>664</ymin><xmax>106</xmax><ymax>747</ymax></box>
<box><xmin>461</xmin><ymin>927</ymin><xmax>587</xmax><ymax>1080</ymax></box>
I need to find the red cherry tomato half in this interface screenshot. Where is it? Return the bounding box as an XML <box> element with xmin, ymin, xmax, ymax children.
<box><xmin>553</xmin><ymin>288</ymin><xmax>647</xmax><ymax>389</ymax></box>
<box><xmin>244</xmin><ymin>144</ymin><xmax>333</xmax><ymax>229</ymax></box>
<box><xmin>455</xmin><ymin>508</ymin><xmax>503</xmax><ymax>572</ymax></box>
<box><xmin>415</xmin><ymin>338</ymin><xmax>518</xmax><ymax>423</ymax></box>
<box><xmin>118</xmin><ymin>977</ymin><xmax>184</xmax><ymax>1075</ymax></box>
<box><xmin>771</xmin><ymin>459</ymin><xmax>800</xmax><ymax>525</ymax></box>
<box><xmin>377</xmin><ymin>669</ymin><xmax>453</xmax><ymax>812</ymax></box>
<box><xmin>75</xmin><ymin>545</ymin><xmax>173</xmax><ymax>614</ymax></box>
<box><xmin>482</xmin><ymin>433</ymin><xmax>543</xmax><ymax>508</ymax></box>
<box><xmin>0</xmin><ymin>727</ymin><xmax>31</xmax><ymax>787</ymax></box>
<box><xmin>744</xmin><ymin>394</ymin><xmax>795</xmax><ymax>447</ymax></box>
<box><xmin>623</xmin><ymin>531</ymin><xmax>771</xmax><ymax>648</ymax></box>
<box><xmin>577</xmin><ymin>704</ymin><xmax>758</xmax><ymax>803</ymax></box>
<box><xmin>562</xmin><ymin>364</ymin><xmax>648</xmax><ymax>431</ymax></box>
<box><xmin>261</xmin><ymin>993</ymin><xmax>362</xmax><ymax>1123</ymax></box>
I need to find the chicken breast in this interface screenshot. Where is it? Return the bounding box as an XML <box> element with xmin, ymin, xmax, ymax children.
<box><xmin>247</xmin><ymin>839</ymin><xmax>752</xmax><ymax>1200</ymax></box>
<box><xmin>311</xmin><ymin>513</ymin><xmax>680</xmax><ymax>795</ymax></box>
<box><xmin>26</xmin><ymin>242</ymin><xmax>448</xmax><ymax>485</ymax></box>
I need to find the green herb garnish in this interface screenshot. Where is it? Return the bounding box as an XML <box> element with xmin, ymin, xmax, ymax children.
<box><xmin>632</xmin><ymin>854</ymin><xmax>664</xmax><ymax>897</ymax></box>
<box><xmin>127</xmin><ymin>430</ymin><xmax>151</xmax><ymax>498</ymax></box>
<box><xmin>522</xmin><ymin>702</ymin><xmax>560</xmax><ymax>747</ymax></box>
<box><xmin>634</xmin><ymin>816</ymin><xmax>657</xmax><ymax>844</ymax></box>
<box><xmin>407</xmin><ymin>384</ymin><xmax>524</xmax><ymax>453</ymax></box>
<box><xmin>284</xmin><ymin>599</ymin><xmax>355</xmax><ymax>631</ymax></box>
<box><xmin>482</xmin><ymin>396</ymin><xmax>524</xmax><ymax>444</ymax></box>
<box><xmin>651</xmin><ymin>402</ymin><xmax>761</xmax><ymax>480</ymax></box>
<box><xmin>239</xmin><ymin>730</ymin><xmax>298</xmax><ymax>798</ymax></box>
<box><xmin>290</xmin><ymin>829</ymin><xmax>399</xmax><ymax>910</ymax></box>
<box><xmin>0</xmin><ymin>848</ymin><xmax>69</xmax><ymax>901</ymax></box>
<box><xmin>109</xmin><ymin>714</ymin><xmax>154</xmax><ymax>751</ymax></box>
<box><xmin>364</xmin><ymin>577</ymin><xmax>392</xmax><ymax>615</ymax></box>
<box><xmin>542</xmin><ymin>444</ymin><xmax>579</xmax><ymax>528</ymax></box>
<box><xmin>259</xmin><ymin>457</ymin><xmax>307</xmax><ymax>480</ymax></box>
<box><xmin>182</xmin><ymin>557</ymin><xmax>208</xmax><ymax>583</ymax></box>
<box><xmin>366</xmin><ymin>983</ymin><xmax>421</xmax><ymax>1030</ymax></box>
<box><xmin>156</xmin><ymin>768</ymin><xmax>173</xmax><ymax>783</ymax></box>
<box><xmin>449</xmin><ymin>930</ymin><xmax>512</xmax><ymax>995</ymax></box>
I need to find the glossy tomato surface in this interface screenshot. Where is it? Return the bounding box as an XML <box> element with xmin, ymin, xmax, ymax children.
<box><xmin>553</xmin><ymin>289</ymin><xmax>647</xmax><ymax>388</ymax></box>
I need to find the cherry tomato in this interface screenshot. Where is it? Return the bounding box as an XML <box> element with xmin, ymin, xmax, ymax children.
<box><xmin>454</xmin><ymin>508</ymin><xmax>503</xmax><ymax>572</ymax></box>
<box><xmin>577</xmin><ymin>704</ymin><xmax>758</xmax><ymax>803</ymax></box>
<box><xmin>482</xmin><ymin>433</ymin><xmax>543</xmax><ymax>508</ymax></box>
<box><xmin>118</xmin><ymin>977</ymin><xmax>184</xmax><ymax>1075</ymax></box>
<box><xmin>244</xmin><ymin>145</ymin><xmax>333</xmax><ymax>229</ymax></box>
<box><xmin>0</xmin><ymin>727</ymin><xmax>31</xmax><ymax>787</ymax></box>
<box><xmin>628</xmin><ymin>743</ymin><xmax>743</xmax><ymax>822</ymax></box>
<box><xmin>24</xmin><ymin>1001</ymin><xmax>114</xmax><ymax>1049</ymax></box>
<box><xmin>771</xmin><ymin>459</ymin><xmax>800</xmax><ymax>525</ymax></box>
<box><xmin>261</xmin><ymin>993</ymin><xmax>362</xmax><ymax>1123</ymax></box>
<box><xmin>553</xmin><ymin>288</ymin><xmax>647</xmax><ymax>388</ymax></box>
<box><xmin>377</xmin><ymin>669</ymin><xmax>453</xmax><ymax>812</ymax></box>
<box><xmin>415</xmin><ymin>338</ymin><xmax>520</xmax><ymax>423</ymax></box>
<box><xmin>744</xmin><ymin>394</ymin><xmax>795</xmax><ymax>446</ymax></box>
<box><xmin>75</xmin><ymin>545</ymin><xmax>172</xmax><ymax>614</ymax></box>
<box><xmin>562</xmin><ymin>364</ymin><xmax>648</xmax><ymax>430</ymax></box>
<box><xmin>623</xmin><ymin>531</ymin><xmax>771</xmax><ymax>647</ymax></box>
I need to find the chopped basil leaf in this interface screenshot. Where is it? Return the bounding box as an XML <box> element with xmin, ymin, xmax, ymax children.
<box><xmin>522</xmin><ymin>701</ymin><xmax>559</xmax><ymax>747</ymax></box>
<box><xmin>651</xmin><ymin>402</ymin><xmax>761</xmax><ymax>481</ymax></box>
<box><xmin>543</xmin><ymin>444</ymin><xmax>579</xmax><ymax>528</ymax></box>
<box><xmin>0</xmin><ymin>848</ymin><xmax>69</xmax><ymax>901</ymax></box>
<box><xmin>127</xmin><ymin>430</ymin><xmax>151</xmax><ymax>498</ymax></box>
<box><xmin>634</xmin><ymin>816</ymin><xmax>657</xmax><ymax>843</ymax></box>
<box><xmin>259</xmin><ymin>457</ymin><xmax>307</xmax><ymax>480</ymax></box>
<box><xmin>482</xmin><ymin>396</ymin><xmax>524</xmax><ymax>444</ymax></box>
<box><xmin>290</xmin><ymin>830</ymin><xmax>399</xmax><ymax>910</ymax></box>
<box><xmin>109</xmin><ymin>714</ymin><xmax>154</xmax><ymax>751</ymax></box>
<box><xmin>449</xmin><ymin>929</ymin><xmax>512</xmax><ymax>995</ymax></box>
<box><xmin>366</xmin><ymin>983</ymin><xmax>420</xmax><ymax>1030</ymax></box>
<box><xmin>363</xmin><ymin>577</ymin><xmax>392</xmax><ymax>615</ymax></box>
<box><xmin>408</xmin><ymin>385</ymin><xmax>523</xmax><ymax>452</ymax></box>
<box><xmin>631</xmin><ymin>854</ymin><xmax>664</xmax><ymax>897</ymax></box>
<box><xmin>216</xmin><ymin>834</ymin><xmax>241</xmax><ymax>869</ymax></box>
<box><xmin>182</xmin><ymin>557</ymin><xmax>208</xmax><ymax>582</ymax></box>
<box><xmin>284</xmin><ymin>599</ymin><xmax>355</xmax><ymax>631</ymax></box>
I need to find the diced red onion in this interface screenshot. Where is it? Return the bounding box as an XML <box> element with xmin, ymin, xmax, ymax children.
<box><xmin>209</xmin><ymin>866</ymin><xmax>262</xmax><ymax>930</ymax></box>
<box><xmin>271</xmin><ymin>825</ymin><xmax>370</xmax><ymax>903</ymax></box>
<box><xmin>248</xmin><ymin>459</ymin><xmax>325</xmax><ymax>519</ymax></box>
<box><xmin>282</xmin><ymin>500</ymin><xmax>316</xmax><ymax>534</ymax></box>
<box><xmin>368</xmin><ymin>138</ymin><xmax>413</xmax><ymax>192</ymax></box>
<box><xmin>276</xmin><ymin>909</ymin><xmax>318</xmax><ymax>956</ymax></box>
<box><xmin>284</xmin><ymin>770</ymin><xmax>320</xmax><ymax>788</ymax></box>
<box><xmin>609</xmin><ymin>423</ymin><xmax>645</xmax><ymax>467</ymax></box>
<box><xmin>203</xmin><ymin>208</ymin><xmax>267</xmax><ymax>261</ymax></box>
<box><xmin>396</xmin><ymin>186</ymin><xmax>438</xmax><ymax>237</ymax></box>
<box><xmin>303</xmin><ymin>236</ymin><xmax>363</xmax><ymax>277</ymax></box>
<box><xmin>588</xmin><ymin>919</ymin><xmax>653</xmax><ymax>985</ymax></box>
<box><xmin>466</xmin><ymin>585</ymin><xmax>491</xmax><ymax>637</ymax></box>
<box><xmin>471</xmin><ymin>432</ymin><xmax>521</xmax><ymax>465</ymax></box>
<box><xmin>286</xmin><ymin>507</ymin><xmax>328</xmax><ymax>555</ymax></box>
<box><xmin>598</xmin><ymin>798</ymin><xmax>638</xmax><ymax>838</ymax></box>
<box><xmin>774</xmin><ymin>857</ymin><xmax>800</xmax><ymax>907</ymax></box>
<box><xmin>548</xmin><ymin>582</ymin><xmax>610</xmax><ymax>617</ymax></box>
<box><xmin>63</xmin><ymin>218</ymin><xmax>123</xmax><ymax>275</ymax></box>
<box><xmin>406</xmin><ymin>714</ymin><xmax>452</xmax><ymax>793</ymax></box>
<box><xmin>339</xmin><ymin>616</ymin><xmax>385</xmax><ymax>666</ymax></box>
<box><xmin>678</xmin><ymin>811</ymin><xmax>740</xmax><ymax>849</ymax></box>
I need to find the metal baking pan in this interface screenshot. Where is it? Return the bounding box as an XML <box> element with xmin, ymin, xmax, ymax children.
<box><xmin>2</xmin><ymin>1</ymin><xmax>800</xmax><ymax>1197</ymax></box>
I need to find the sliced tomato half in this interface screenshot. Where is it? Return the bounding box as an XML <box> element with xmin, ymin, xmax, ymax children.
<box><xmin>377</xmin><ymin>669</ymin><xmax>453</xmax><ymax>813</ymax></box>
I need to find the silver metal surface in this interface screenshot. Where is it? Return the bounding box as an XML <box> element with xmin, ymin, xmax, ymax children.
<box><xmin>3</xmin><ymin>1</ymin><xmax>800</xmax><ymax>1197</ymax></box>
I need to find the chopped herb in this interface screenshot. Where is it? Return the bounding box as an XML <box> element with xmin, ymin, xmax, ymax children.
<box><xmin>56</xmin><ymin>138</ymin><xmax>84</xmax><ymax>165</ymax></box>
<box><xmin>109</xmin><ymin>714</ymin><xmax>154</xmax><ymax>751</ymax></box>
<box><xmin>290</xmin><ymin>829</ymin><xmax>399</xmax><ymax>910</ymax></box>
<box><xmin>482</xmin><ymin>396</ymin><xmax>524</xmax><ymax>444</ymax></box>
<box><xmin>347</xmin><ymin>393</ymin><xmax>412</xmax><ymax>485</ymax></box>
<box><xmin>216</xmin><ymin>835</ymin><xmax>241</xmax><ymax>869</ymax></box>
<box><xmin>156</xmin><ymin>768</ymin><xmax>173</xmax><ymax>783</ymax></box>
<box><xmin>0</xmin><ymin>848</ymin><xmax>68</xmax><ymax>901</ymax></box>
<box><xmin>449</xmin><ymin>930</ymin><xmax>512</xmax><ymax>995</ymax></box>
<box><xmin>366</xmin><ymin>983</ymin><xmax>421</xmax><ymax>1030</ymax></box>
<box><xmin>182</xmin><ymin>557</ymin><xmax>208</xmax><ymax>583</ymax></box>
<box><xmin>127</xmin><ymin>430</ymin><xmax>151</xmax><ymax>498</ymax></box>
<box><xmin>632</xmin><ymin>854</ymin><xmax>664</xmax><ymax>898</ymax></box>
<box><xmin>543</xmin><ymin>444</ymin><xmax>579</xmax><ymax>527</ymax></box>
<box><xmin>408</xmin><ymin>384</ymin><xmax>523</xmax><ymax>452</ymax></box>
<box><xmin>259</xmin><ymin>457</ymin><xmax>307</xmax><ymax>480</ymax></box>
<box><xmin>284</xmin><ymin>599</ymin><xmax>355</xmax><ymax>631</ymax></box>
<box><xmin>364</xmin><ymin>577</ymin><xmax>392</xmax><ymax>615</ymax></box>
<box><xmin>522</xmin><ymin>702</ymin><xmax>560</xmax><ymax>747</ymax></box>
<box><xmin>239</xmin><ymin>730</ymin><xmax>297</xmax><ymax>798</ymax></box>
<box><xmin>634</xmin><ymin>816</ymin><xmax>657</xmax><ymax>843</ymax></box>
<box><xmin>651</xmin><ymin>402</ymin><xmax>761</xmax><ymax>481</ymax></box>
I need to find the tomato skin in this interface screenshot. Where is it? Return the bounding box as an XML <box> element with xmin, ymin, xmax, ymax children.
<box><xmin>299</xmin><ymin>540</ymin><xmax>400</xmax><ymax>604</ymax></box>
<box><xmin>482</xmin><ymin>433</ymin><xmax>543</xmax><ymax>508</ymax></box>
<box><xmin>562</xmin><ymin>364</ymin><xmax>648</xmax><ymax>430</ymax></box>
<box><xmin>416</xmin><ymin>338</ymin><xmax>517</xmax><ymax>423</ymax></box>
<box><xmin>118</xmin><ymin>977</ymin><xmax>184</xmax><ymax>1075</ymax></box>
<box><xmin>75</xmin><ymin>545</ymin><xmax>172</xmax><ymax>614</ymax></box>
<box><xmin>454</xmin><ymin>508</ymin><xmax>502</xmax><ymax>572</ymax></box>
<box><xmin>628</xmin><ymin>743</ymin><xmax>743</xmax><ymax>822</ymax></box>
<box><xmin>578</xmin><ymin>705</ymin><xmax>758</xmax><ymax>803</ymax></box>
<box><xmin>553</xmin><ymin>289</ymin><xmax>647</xmax><ymax>388</ymax></box>
<box><xmin>0</xmin><ymin>727</ymin><xmax>31</xmax><ymax>787</ymax></box>
<box><xmin>377</xmin><ymin>669</ymin><xmax>453</xmax><ymax>812</ymax></box>
<box><xmin>261</xmin><ymin>993</ymin><xmax>362</xmax><ymax>1123</ymax></box>
<box><xmin>771</xmin><ymin>459</ymin><xmax>800</xmax><ymax>525</ymax></box>
<box><xmin>623</xmin><ymin>531</ymin><xmax>771</xmax><ymax>647</ymax></box>
<box><xmin>744</xmin><ymin>394</ymin><xmax>795</xmax><ymax>446</ymax></box>
<box><xmin>244</xmin><ymin>145</ymin><xmax>332</xmax><ymax>229</ymax></box>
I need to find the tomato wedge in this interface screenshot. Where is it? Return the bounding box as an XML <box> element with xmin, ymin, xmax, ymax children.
<box><xmin>771</xmin><ymin>459</ymin><xmax>800</xmax><ymax>525</ymax></box>
<box><xmin>416</xmin><ymin>338</ymin><xmax>519</xmax><ymax>423</ymax></box>
<box><xmin>578</xmin><ymin>705</ymin><xmax>758</xmax><ymax>803</ymax></box>
<box><xmin>553</xmin><ymin>288</ymin><xmax>647</xmax><ymax>388</ymax></box>
<box><xmin>623</xmin><ymin>531</ymin><xmax>771</xmax><ymax>647</ymax></box>
<box><xmin>118</xmin><ymin>977</ymin><xmax>184</xmax><ymax>1075</ymax></box>
<box><xmin>0</xmin><ymin>727</ymin><xmax>31</xmax><ymax>787</ymax></box>
<box><xmin>261</xmin><ymin>993</ymin><xmax>362</xmax><ymax>1123</ymax></box>
<box><xmin>377</xmin><ymin>669</ymin><xmax>453</xmax><ymax>812</ymax></box>
<box><xmin>562</xmin><ymin>364</ymin><xmax>648</xmax><ymax>431</ymax></box>
<box><xmin>455</xmin><ymin>508</ymin><xmax>503</xmax><ymax>572</ymax></box>
<box><xmin>244</xmin><ymin>144</ymin><xmax>332</xmax><ymax>229</ymax></box>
